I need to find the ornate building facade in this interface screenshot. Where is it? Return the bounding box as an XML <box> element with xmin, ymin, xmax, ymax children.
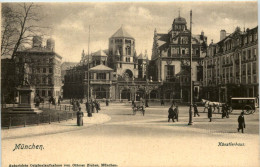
<box><xmin>149</xmin><ymin>15</ymin><xmax>207</xmax><ymax>102</ymax></box>
<box><xmin>63</xmin><ymin>26</ymin><xmax>157</xmax><ymax>101</ymax></box>
<box><xmin>14</xmin><ymin>36</ymin><xmax>62</xmax><ymax>100</ymax></box>
<box><xmin>202</xmin><ymin>26</ymin><xmax>258</xmax><ymax>102</ymax></box>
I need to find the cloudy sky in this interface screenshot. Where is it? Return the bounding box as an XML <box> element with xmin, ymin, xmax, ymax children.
<box><xmin>5</xmin><ymin>1</ymin><xmax>258</xmax><ymax>62</ymax></box>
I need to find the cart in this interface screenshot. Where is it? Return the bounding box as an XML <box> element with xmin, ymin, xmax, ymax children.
<box><xmin>132</xmin><ymin>101</ymin><xmax>145</xmax><ymax>116</ymax></box>
<box><xmin>230</xmin><ymin>97</ymin><xmax>258</xmax><ymax>114</ymax></box>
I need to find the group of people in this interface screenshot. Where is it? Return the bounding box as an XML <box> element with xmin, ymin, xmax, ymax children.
<box><xmin>85</xmin><ymin>99</ymin><xmax>101</xmax><ymax>113</ymax></box>
<box><xmin>167</xmin><ymin>102</ymin><xmax>246</xmax><ymax>133</ymax></box>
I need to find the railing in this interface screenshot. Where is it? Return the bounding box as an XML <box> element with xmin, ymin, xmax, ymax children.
<box><xmin>90</xmin><ymin>80</ymin><xmax>112</xmax><ymax>84</ymax></box>
<box><xmin>1</xmin><ymin>103</ymin><xmax>75</xmax><ymax>128</ymax></box>
<box><xmin>1</xmin><ymin>111</ymin><xmax>76</xmax><ymax>129</ymax></box>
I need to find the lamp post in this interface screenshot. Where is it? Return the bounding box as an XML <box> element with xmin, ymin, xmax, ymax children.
<box><xmin>188</xmin><ymin>10</ymin><xmax>193</xmax><ymax>125</ymax></box>
<box><xmin>87</xmin><ymin>25</ymin><xmax>92</xmax><ymax>117</ymax></box>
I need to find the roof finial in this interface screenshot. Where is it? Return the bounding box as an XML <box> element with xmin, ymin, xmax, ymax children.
<box><xmin>178</xmin><ymin>8</ymin><xmax>180</xmax><ymax>17</ymax></box>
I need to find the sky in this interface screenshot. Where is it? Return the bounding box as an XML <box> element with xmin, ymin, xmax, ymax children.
<box><xmin>4</xmin><ymin>1</ymin><xmax>258</xmax><ymax>62</ymax></box>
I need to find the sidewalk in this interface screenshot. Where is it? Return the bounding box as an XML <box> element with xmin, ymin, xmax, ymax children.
<box><xmin>1</xmin><ymin>113</ymin><xmax>111</xmax><ymax>140</ymax></box>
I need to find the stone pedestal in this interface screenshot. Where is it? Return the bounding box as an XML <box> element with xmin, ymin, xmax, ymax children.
<box><xmin>11</xmin><ymin>86</ymin><xmax>42</xmax><ymax>114</ymax></box>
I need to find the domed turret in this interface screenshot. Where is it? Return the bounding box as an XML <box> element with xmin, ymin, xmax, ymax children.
<box><xmin>47</xmin><ymin>38</ymin><xmax>55</xmax><ymax>51</ymax></box>
<box><xmin>172</xmin><ymin>15</ymin><xmax>187</xmax><ymax>31</ymax></box>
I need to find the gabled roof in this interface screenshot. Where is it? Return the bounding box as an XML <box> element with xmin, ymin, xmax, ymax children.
<box><xmin>111</xmin><ymin>26</ymin><xmax>134</xmax><ymax>39</ymax></box>
<box><xmin>89</xmin><ymin>64</ymin><xmax>113</xmax><ymax>71</ymax></box>
<box><xmin>92</xmin><ymin>50</ymin><xmax>107</xmax><ymax>57</ymax></box>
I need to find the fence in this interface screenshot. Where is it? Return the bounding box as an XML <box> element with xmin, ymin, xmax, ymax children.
<box><xmin>1</xmin><ymin>112</ymin><xmax>76</xmax><ymax>129</ymax></box>
<box><xmin>1</xmin><ymin>103</ymin><xmax>76</xmax><ymax>128</ymax></box>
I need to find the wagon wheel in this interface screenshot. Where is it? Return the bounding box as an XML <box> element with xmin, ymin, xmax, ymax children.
<box><xmin>228</xmin><ymin>106</ymin><xmax>233</xmax><ymax>113</ymax></box>
<box><xmin>133</xmin><ymin>108</ymin><xmax>136</xmax><ymax>115</ymax></box>
<box><xmin>243</xmin><ymin>105</ymin><xmax>253</xmax><ymax>114</ymax></box>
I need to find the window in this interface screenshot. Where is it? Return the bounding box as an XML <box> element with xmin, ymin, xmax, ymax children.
<box><xmin>97</xmin><ymin>73</ymin><xmax>106</xmax><ymax>80</ymax></box>
<box><xmin>43</xmin><ymin>68</ymin><xmax>46</xmax><ymax>73</ymax></box>
<box><xmin>182</xmin><ymin>49</ymin><xmax>185</xmax><ymax>55</ymax></box>
<box><xmin>248</xmin><ymin>50</ymin><xmax>251</xmax><ymax>60</ymax></box>
<box><xmin>37</xmin><ymin>68</ymin><xmax>40</xmax><ymax>73</ymax></box>
<box><xmin>244</xmin><ymin>37</ymin><xmax>247</xmax><ymax>44</ymax></box>
<box><xmin>253</xmin><ymin>62</ymin><xmax>256</xmax><ymax>74</ymax></box>
<box><xmin>120</xmin><ymin>63</ymin><xmax>122</xmax><ymax>68</ymax></box>
<box><xmin>49</xmin><ymin>68</ymin><xmax>53</xmax><ymax>73</ymax></box>
<box><xmin>48</xmin><ymin>77</ymin><xmax>52</xmax><ymax>85</ymax></box>
<box><xmin>42</xmin><ymin>90</ymin><xmax>46</xmax><ymax>96</ymax></box>
<box><xmin>166</xmin><ymin>65</ymin><xmax>175</xmax><ymax>79</ymax></box>
<box><xmin>243</xmin><ymin>51</ymin><xmax>246</xmax><ymax>61</ymax></box>
<box><xmin>48</xmin><ymin>90</ymin><xmax>52</xmax><ymax>96</ymax></box>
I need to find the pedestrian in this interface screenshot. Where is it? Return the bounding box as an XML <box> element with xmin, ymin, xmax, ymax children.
<box><xmin>91</xmin><ymin>99</ymin><xmax>95</xmax><ymax>113</ymax></box>
<box><xmin>161</xmin><ymin>99</ymin><xmax>164</xmax><ymax>106</ymax></box>
<box><xmin>145</xmin><ymin>99</ymin><xmax>149</xmax><ymax>107</ymax></box>
<box><xmin>173</xmin><ymin>106</ymin><xmax>179</xmax><ymax>122</ymax></box>
<box><xmin>172</xmin><ymin>99</ymin><xmax>176</xmax><ymax>106</ymax></box>
<box><xmin>58</xmin><ymin>98</ymin><xmax>61</xmax><ymax>106</ymax></box>
<box><xmin>193</xmin><ymin>103</ymin><xmax>200</xmax><ymax>117</ymax></box>
<box><xmin>95</xmin><ymin>101</ymin><xmax>101</xmax><ymax>113</ymax></box>
<box><xmin>226</xmin><ymin>104</ymin><xmax>230</xmax><ymax>118</ymax></box>
<box><xmin>238</xmin><ymin>112</ymin><xmax>246</xmax><ymax>133</ymax></box>
<box><xmin>221</xmin><ymin>104</ymin><xmax>227</xmax><ymax>119</ymax></box>
<box><xmin>208</xmin><ymin>105</ymin><xmax>213</xmax><ymax>122</ymax></box>
<box><xmin>106</xmin><ymin>99</ymin><xmax>109</xmax><ymax>106</ymax></box>
<box><xmin>168</xmin><ymin>104</ymin><xmax>175</xmax><ymax>122</ymax></box>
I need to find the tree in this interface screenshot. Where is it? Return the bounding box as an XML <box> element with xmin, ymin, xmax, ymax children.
<box><xmin>1</xmin><ymin>3</ymin><xmax>47</xmax><ymax>59</ymax></box>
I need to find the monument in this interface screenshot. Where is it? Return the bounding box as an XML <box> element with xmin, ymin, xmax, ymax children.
<box><xmin>11</xmin><ymin>63</ymin><xmax>42</xmax><ymax>114</ymax></box>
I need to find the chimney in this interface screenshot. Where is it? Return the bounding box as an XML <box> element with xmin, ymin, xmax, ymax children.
<box><xmin>220</xmin><ymin>30</ymin><xmax>226</xmax><ymax>41</ymax></box>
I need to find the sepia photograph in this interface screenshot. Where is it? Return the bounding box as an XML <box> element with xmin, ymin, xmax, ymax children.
<box><xmin>1</xmin><ymin>1</ymin><xmax>259</xmax><ymax>166</ymax></box>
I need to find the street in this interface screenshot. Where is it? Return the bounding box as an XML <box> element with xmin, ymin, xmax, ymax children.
<box><xmin>2</xmin><ymin>103</ymin><xmax>259</xmax><ymax>167</ymax></box>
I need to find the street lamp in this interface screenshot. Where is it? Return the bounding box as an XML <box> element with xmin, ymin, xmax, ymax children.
<box><xmin>188</xmin><ymin>10</ymin><xmax>193</xmax><ymax>125</ymax></box>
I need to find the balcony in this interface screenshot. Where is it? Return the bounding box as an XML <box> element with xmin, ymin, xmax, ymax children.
<box><xmin>90</xmin><ymin>79</ymin><xmax>112</xmax><ymax>84</ymax></box>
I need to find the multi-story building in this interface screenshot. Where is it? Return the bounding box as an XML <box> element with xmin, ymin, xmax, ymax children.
<box><xmin>150</xmin><ymin>14</ymin><xmax>207</xmax><ymax>102</ymax></box>
<box><xmin>14</xmin><ymin>36</ymin><xmax>62</xmax><ymax>100</ymax></box>
<box><xmin>63</xmin><ymin>26</ymin><xmax>157</xmax><ymax>101</ymax></box>
<box><xmin>202</xmin><ymin>26</ymin><xmax>258</xmax><ymax>102</ymax></box>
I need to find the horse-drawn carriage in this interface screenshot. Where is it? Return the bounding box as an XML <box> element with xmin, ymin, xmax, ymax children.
<box><xmin>202</xmin><ymin>97</ymin><xmax>258</xmax><ymax>115</ymax></box>
<box><xmin>132</xmin><ymin>101</ymin><xmax>145</xmax><ymax>116</ymax></box>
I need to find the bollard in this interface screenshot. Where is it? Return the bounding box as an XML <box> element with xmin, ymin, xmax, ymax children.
<box><xmin>49</xmin><ymin>114</ymin><xmax>51</xmax><ymax>124</ymax></box>
<box><xmin>38</xmin><ymin>115</ymin><xmax>40</xmax><ymax>125</ymax></box>
<box><xmin>24</xmin><ymin>116</ymin><xmax>26</xmax><ymax>127</ymax></box>
<box><xmin>58</xmin><ymin>113</ymin><xmax>60</xmax><ymax>123</ymax></box>
<box><xmin>66</xmin><ymin>112</ymin><xmax>68</xmax><ymax>121</ymax></box>
<box><xmin>9</xmin><ymin>117</ymin><xmax>11</xmax><ymax>129</ymax></box>
<box><xmin>71</xmin><ymin>113</ymin><xmax>73</xmax><ymax>120</ymax></box>
<box><xmin>65</xmin><ymin>105</ymin><xmax>67</xmax><ymax>111</ymax></box>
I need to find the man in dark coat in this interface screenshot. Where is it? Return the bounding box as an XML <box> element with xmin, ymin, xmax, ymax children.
<box><xmin>173</xmin><ymin>106</ymin><xmax>179</xmax><ymax>122</ymax></box>
<box><xmin>168</xmin><ymin>104</ymin><xmax>175</xmax><ymax>122</ymax></box>
<box><xmin>106</xmin><ymin>99</ymin><xmax>109</xmax><ymax>106</ymax></box>
<box><xmin>208</xmin><ymin>105</ymin><xmax>213</xmax><ymax>122</ymax></box>
<box><xmin>238</xmin><ymin>112</ymin><xmax>246</xmax><ymax>133</ymax></box>
<box><xmin>193</xmin><ymin>104</ymin><xmax>200</xmax><ymax>117</ymax></box>
<box><xmin>221</xmin><ymin>104</ymin><xmax>227</xmax><ymax>118</ymax></box>
<box><xmin>161</xmin><ymin>99</ymin><xmax>164</xmax><ymax>106</ymax></box>
<box><xmin>145</xmin><ymin>99</ymin><xmax>149</xmax><ymax>107</ymax></box>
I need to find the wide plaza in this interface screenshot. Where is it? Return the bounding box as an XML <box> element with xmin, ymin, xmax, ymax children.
<box><xmin>2</xmin><ymin>102</ymin><xmax>259</xmax><ymax>167</ymax></box>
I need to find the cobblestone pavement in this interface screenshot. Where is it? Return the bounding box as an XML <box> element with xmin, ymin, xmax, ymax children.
<box><xmin>2</xmin><ymin>102</ymin><xmax>259</xmax><ymax>167</ymax></box>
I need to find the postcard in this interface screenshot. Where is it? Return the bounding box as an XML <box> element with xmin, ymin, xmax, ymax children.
<box><xmin>1</xmin><ymin>1</ymin><xmax>259</xmax><ymax>167</ymax></box>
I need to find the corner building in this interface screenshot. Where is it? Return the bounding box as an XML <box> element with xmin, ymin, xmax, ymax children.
<box><xmin>150</xmin><ymin>15</ymin><xmax>207</xmax><ymax>102</ymax></box>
